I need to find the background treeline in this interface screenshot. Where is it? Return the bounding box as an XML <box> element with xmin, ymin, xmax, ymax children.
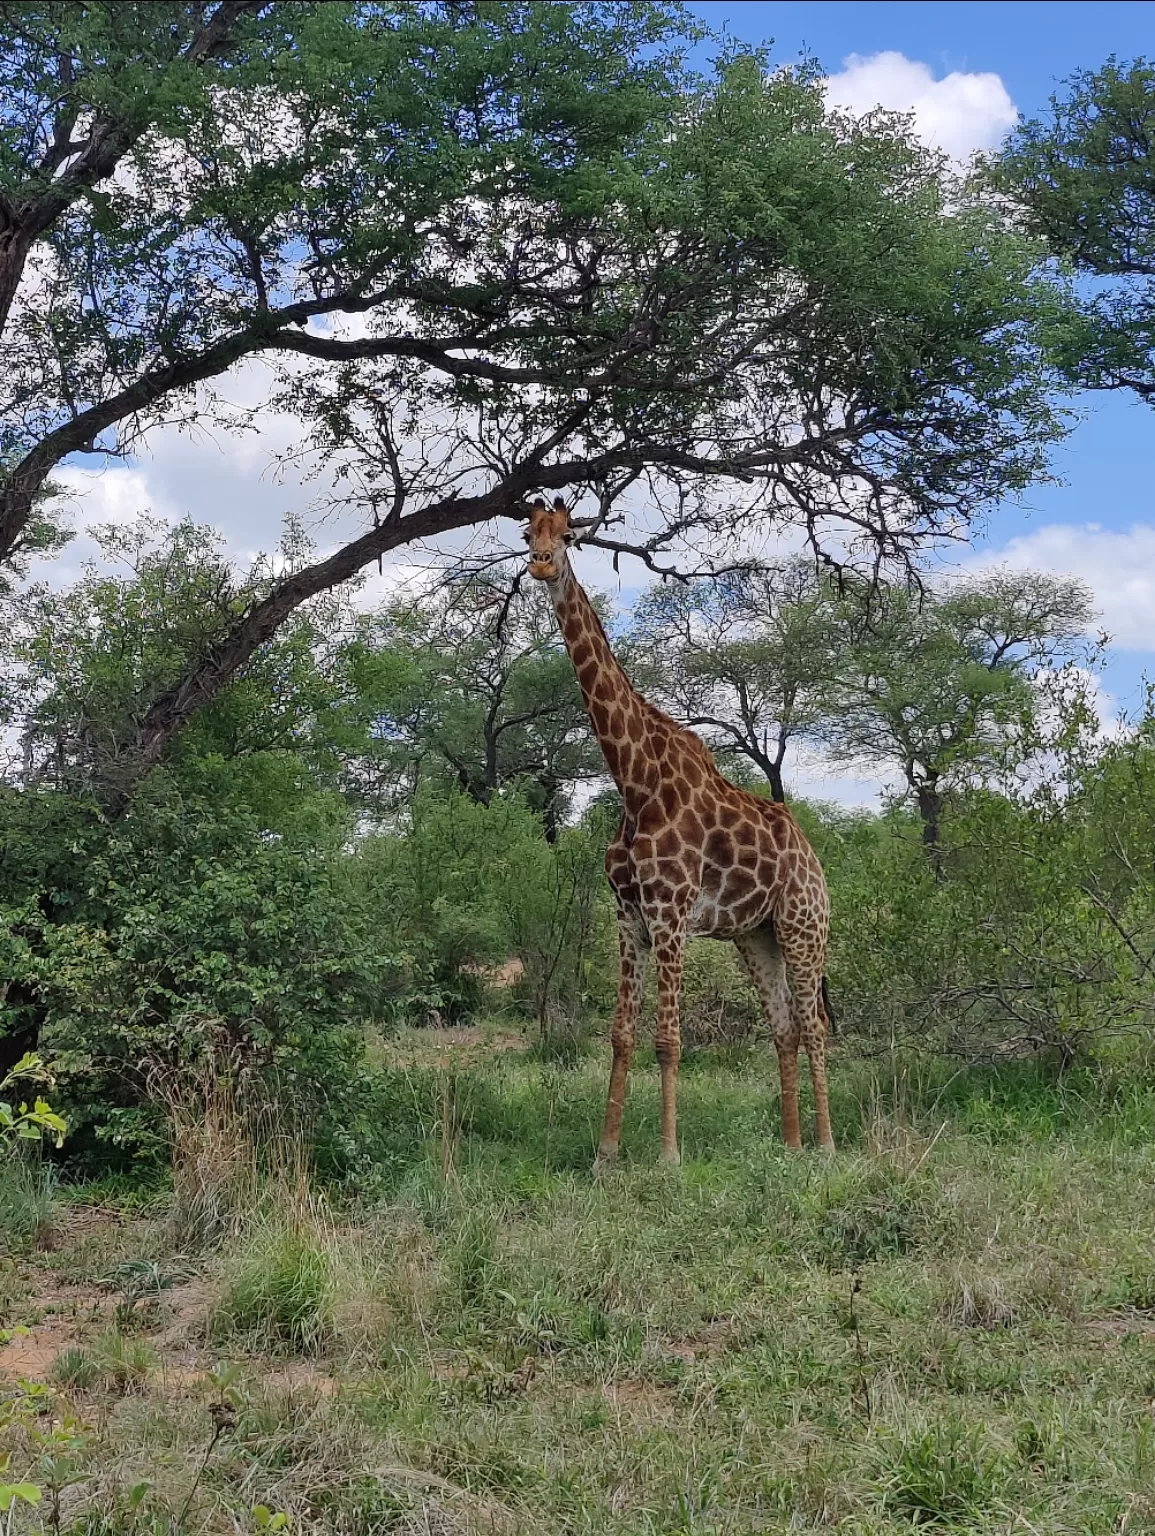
<box><xmin>3</xmin><ymin>515</ymin><xmax>1152</xmax><ymax>1169</ymax></box>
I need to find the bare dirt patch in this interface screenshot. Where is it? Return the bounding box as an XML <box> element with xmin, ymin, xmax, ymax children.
<box><xmin>2</xmin><ymin>1207</ymin><xmax>356</xmax><ymax>1397</ymax></box>
<box><xmin>0</xmin><ymin>1208</ymin><xmax>209</xmax><ymax>1383</ymax></box>
<box><xmin>665</xmin><ymin>1321</ymin><xmax>734</xmax><ymax>1362</ymax></box>
<box><xmin>0</xmin><ymin>1322</ymin><xmax>77</xmax><ymax>1381</ymax></box>
<box><xmin>1085</xmin><ymin>1309</ymin><xmax>1155</xmax><ymax>1339</ymax></box>
<box><xmin>0</xmin><ymin>1255</ymin><xmax>109</xmax><ymax>1380</ymax></box>
<box><xmin>604</xmin><ymin>1377</ymin><xmax>678</xmax><ymax>1421</ymax></box>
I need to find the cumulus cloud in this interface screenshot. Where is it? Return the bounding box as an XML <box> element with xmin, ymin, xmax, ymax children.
<box><xmin>824</xmin><ymin>51</ymin><xmax>1018</xmax><ymax>161</ymax></box>
<box><xmin>53</xmin><ymin>464</ymin><xmax>177</xmax><ymax>532</ymax></box>
<box><xmin>967</xmin><ymin>522</ymin><xmax>1155</xmax><ymax>653</ymax></box>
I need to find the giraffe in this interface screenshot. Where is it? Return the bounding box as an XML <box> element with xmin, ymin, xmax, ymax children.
<box><xmin>523</xmin><ymin>496</ymin><xmax>834</xmax><ymax>1168</ymax></box>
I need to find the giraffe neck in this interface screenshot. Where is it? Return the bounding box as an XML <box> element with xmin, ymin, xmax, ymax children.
<box><xmin>547</xmin><ymin>559</ymin><xmax>649</xmax><ymax>799</ymax></box>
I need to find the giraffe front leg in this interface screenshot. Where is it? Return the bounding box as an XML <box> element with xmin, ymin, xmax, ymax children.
<box><xmin>653</xmin><ymin>928</ymin><xmax>686</xmax><ymax>1166</ymax></box>
<box><xmin>595</xmin><ymin>911</ymin><xmax>647</xmax><ymax>1173</ymax></box>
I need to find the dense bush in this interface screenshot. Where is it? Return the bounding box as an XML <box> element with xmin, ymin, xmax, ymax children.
<box><xmin>814</xmin><ymin>709</ymin><xmax>1155</xmax><ymax>1064</ymax></box>
<box><xmin>356</xmin><ymin>787</ymin><xmax>617</xmax><ymax>1034</ymax></box>
<box><xmin>1</xmin><ymin>796</ymin><xmax>395</xmax><ymax>1159</ymax></box>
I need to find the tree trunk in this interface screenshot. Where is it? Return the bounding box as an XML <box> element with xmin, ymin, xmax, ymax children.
<box><xmin>767</xmin><ymin>757</ymin><xmax>785</xmax><ymax>804</ymax></box>
<box><xmin>539</xmin><ymin>776</ymin><xmax>562</xmax><ymax>844</ymax></box>
<box><xmin>115</xmin><ymin>450</ymin><xmax>620</xmax><ymax>807</ymax></box>
<box><xmin>747</xmin><ymin>745</ymin><xmax>785</xmax><ymax>802</ymax></box>
<box><xmin>482</xmin><ymin>713</ymin><xmax>500</xmax><ymax>802</ymax></box>
<box><xmin>916</xmin><ymin>781</ymin><xmax>943</xmax><ymax>878</ymax></box>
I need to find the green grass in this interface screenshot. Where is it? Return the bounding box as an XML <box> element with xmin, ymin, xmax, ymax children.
<box><xmin>8</xmin><ymin>1041</ymin><xmax>1155</xmax><ymax>1533</ymax></box>
<box><xmin>214</xmin><ymin>1213</ymin><xmax>335</xmax><ymax>1354</ymax></box>
<box><xmin>0</xmin><ymin>1154</ymin><xmax>57</xmax><ymax>1251</ymax></box>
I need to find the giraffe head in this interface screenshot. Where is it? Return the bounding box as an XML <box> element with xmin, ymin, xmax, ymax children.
<box><xmin>523</xmin><ymin>496</ymin><xmax>576</xmax><ymax>582</ymax></box>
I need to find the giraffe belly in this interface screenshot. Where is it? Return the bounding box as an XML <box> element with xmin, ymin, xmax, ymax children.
<box><xmin>688</xmin><ymin>887</ymin><xmax>773</xmax><ymax>939</ymax></box>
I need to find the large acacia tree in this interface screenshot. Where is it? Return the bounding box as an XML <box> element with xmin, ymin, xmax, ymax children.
<box><xmin>3</xmin><ymin>1</ymin><xmax>1073</xmax><ymax>796</ymax></box>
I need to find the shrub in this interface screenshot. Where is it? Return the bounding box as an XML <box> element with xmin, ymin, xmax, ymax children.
<box><xmin>7</xmin><ymin>801</ymin><xmax>396</xmax><ymax>1162</ymax></box>
<box><xmin>90</xmin><ymin>1329</ymin><xmax>154</xmax><ymax>1393</ymax></box>
<box><xmin>50</xmin><ymin>1347</ymin><xmax>98</xmax><ymax>1391</ymax></box>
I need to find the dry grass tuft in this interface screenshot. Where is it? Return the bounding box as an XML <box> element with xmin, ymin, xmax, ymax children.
<box><xmin>150</xmin><ymin>1049</ymin><xmax>313</xmax><ymax>1252</ymax></box>
<box><xmin>939</xmin><ymin>1268</ymin><xmax>1020</xmax><ymax>1330</ymax></box>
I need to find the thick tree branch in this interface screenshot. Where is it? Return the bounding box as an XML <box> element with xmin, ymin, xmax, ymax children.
<box><xmin>0</xmin><ymin>287</ymin><xmax>393</xmax><ymax>560</ymax></box>
<box><xmin>0</xmin><ymin>2</ymin><xmax>262</xmax><ymax>329</ymax></box>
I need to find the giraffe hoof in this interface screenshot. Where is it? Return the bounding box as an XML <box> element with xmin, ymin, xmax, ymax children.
<box><xmin>659</xmin><ymin>1145</ymin><xmax>681</xmax><ymax>1168</ymax></box>
<box><xmin>592</xmin><ymin>1149</ymin><xmax>618</xmax><ymax>1181</ymax></box>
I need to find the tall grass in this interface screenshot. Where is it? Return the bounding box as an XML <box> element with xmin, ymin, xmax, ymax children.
<box><xmin>150</xmin><ymin>1052</ymin><xmax>312</xmax><ymax>1251</ymax></box>
<box><xmin>0</xmin><ymin>1154</ymin><xmax>56</xmax><ymax>1250</ymax></box>
<box><xmin>214</xmin><ymin>1210</ymin><xmax>335</xmax><ymax>1353</ymax></box>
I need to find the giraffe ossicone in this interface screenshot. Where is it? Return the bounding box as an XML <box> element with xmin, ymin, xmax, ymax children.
<box><xmin>523</xmin><ymin>496</ymin><xmax>835</xmax><ymax>1167</ymax></box>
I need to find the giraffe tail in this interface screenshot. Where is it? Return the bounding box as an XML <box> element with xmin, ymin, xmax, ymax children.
<box><xmin>820</xmin><ymin>975</ymin><xmax>836</xmax><ymax>1037</ymax></box>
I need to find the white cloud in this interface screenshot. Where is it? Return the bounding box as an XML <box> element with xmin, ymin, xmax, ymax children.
<box><xmin>53</xmin><ymin>464</ymin><xmax>178</xmax><ymax>530</ymax></box>
<box><xmin>786</xmin><ymin>742</ymin><xmax>903</xmax><ymax>812</ymax></box>
<box><xmin>966</xmin><ymin>522</ymin><xmax>1155</xmax><ymax>652</ymax></box>
<box><xmin>824</xmin><ymin>51</ymin><xmax>1018</xmax><ymax>161</ymax></box>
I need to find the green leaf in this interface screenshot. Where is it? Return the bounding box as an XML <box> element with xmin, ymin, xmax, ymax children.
<box><xmin>0</xmin><ymin>1484</ymin><xmax>42</xmax><ymax>1510</ymax></box>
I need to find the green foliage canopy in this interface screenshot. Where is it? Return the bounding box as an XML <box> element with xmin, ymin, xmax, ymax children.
<box><xmin>997</xmin><ymin>57</ymin><xmax>1155</xmax><ymax>399</ymax></box>
<box><xmin>2</xmin><ymin>2</ymin><xmax>1074</xmax><ymax>779</ymax></box>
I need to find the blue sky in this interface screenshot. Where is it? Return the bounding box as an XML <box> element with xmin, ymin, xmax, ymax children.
<box><xmin>692</xmin><ymin>1</ymin><xmax>1155</xmax><ymax>107</ymax></box>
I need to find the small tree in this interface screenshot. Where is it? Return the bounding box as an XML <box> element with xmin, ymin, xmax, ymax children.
<box><xmin>9</xmin><ymin>514</ymin><xmax>394</xmax><ymax>818</ymax></box>
<box><xmin>363</xmin><ymin>576</ymin><xmax>602</xmax><ymax>832</ymax></box>
<box><xmin>629</xmin><ymin>562</ymin><xmax>840</xmax><ymax>800</ymax></box>
<box><xmin>505</xmin><ymin>802</ymin><xmax>617</xmax><ymax>1041</ymax></box>
<box><xmin>823</xmin><ymin>570</ymin><xmax>1094</xmax><ymax>868</ymax></box>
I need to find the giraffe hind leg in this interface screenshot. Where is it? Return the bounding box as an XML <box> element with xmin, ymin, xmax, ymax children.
<box><xmin>735</xmin><ymin>926</ymin><xmax>802</xmax><ymax>1150</ymax></box>
<box><xmin>776</xmin><ymin>919</ymin><xmax>835</xmax><ymax>1153</ymax></box>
